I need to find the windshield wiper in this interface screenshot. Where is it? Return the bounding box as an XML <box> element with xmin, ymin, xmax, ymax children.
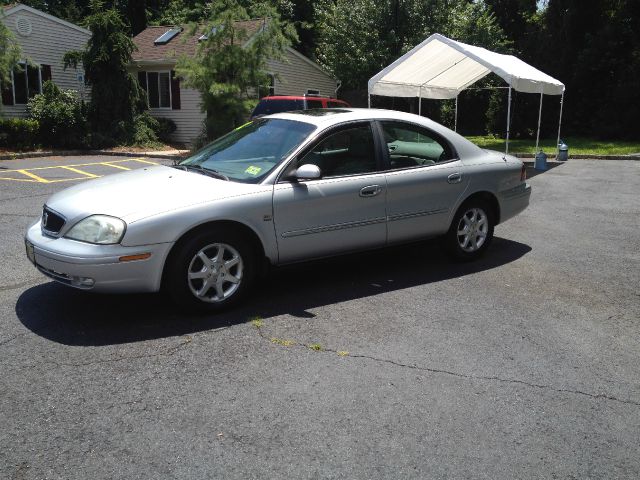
<box><xmin>173</xmin><ymin>164</ymin><xmax>229</xmax><ymax>181</ymax></box>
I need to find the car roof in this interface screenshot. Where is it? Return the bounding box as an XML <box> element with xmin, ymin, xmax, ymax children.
<box><xmin>269</xmin><ymin>108</ymin><xmax>430</xmax><ymax>127</ymax></box>
<box><xmin>259</xmin><ymin>95</ymin><xmax>343</xmax><ymax>101</ymax></box>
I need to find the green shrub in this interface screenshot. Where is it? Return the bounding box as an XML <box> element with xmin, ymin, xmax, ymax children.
<box><xmin>0</xmin><ymin>118</ymin><xmax>39</xmax><ymax>150</ymax></box>
<box><xmin>130</xmin><ymin>113</ymin><xmax>160</xmax><ymax>147</ymax></box>
<box><xmin>154</xmin><ymin>117</ymin><xmax>177</xmax><ymax>143</ymax></box>
<box><xmin>27</xmin><ymin>81</ymin><xmax>88</xmax><ymax>148</ymax></box>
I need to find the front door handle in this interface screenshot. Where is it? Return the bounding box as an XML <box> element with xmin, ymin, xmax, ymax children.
<box><xmin>447</xmin><ymin>172</ymin><xmax>462</xmax><ymax>184</ymax></box>
<box><xmin>360</xmin><ymin>185</ymin><xmax>382</xmax><ymax>197</ymax></box>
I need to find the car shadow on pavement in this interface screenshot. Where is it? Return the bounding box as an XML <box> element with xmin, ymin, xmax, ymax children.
<box><xmin>15</xmin><ymin>237</ymin><xmax>531</xmax><ymax>346</ymax></box>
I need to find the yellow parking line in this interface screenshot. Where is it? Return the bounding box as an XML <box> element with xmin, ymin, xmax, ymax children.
<box><xmin>1</xmin><ymin>158</ymin><xmax>149</xmax><ymax>173</ymax></box>
<box><xmin>48</xmin><ymin>177</ymin><xmax>95</xmax><ymax>183</ymax></box>
<box><xmin>102</xmin><ymin>162</ymin><xmax>131</xmax><ymax>170</ymax></box>
<box><xmin>17</xmin><ymin>169</ymin><xmax>50</xmax><ymax>183</ymax></box>
<box><xmin>0</xmin><ymin>176</ymin><xmax>37</xmax><ymax>183</ymax></box>
<box><xmin>131</xmin><ymin>159</ymin><xmax>159</xmax><ymax>165</ymax></box>
<box><xmin>60</xmin><ymin>166</ymin><xmax>99</xmax><ymax>178</ymax></box>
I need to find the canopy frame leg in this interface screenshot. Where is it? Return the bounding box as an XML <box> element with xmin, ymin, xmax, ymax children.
<box><xmin>505</xmin><ymin>86</ymin><xmax>512</xmax><ymax>154</ymax></box>
<box><xmin>368</xmin><ymin>94</ymin><xmax>371</xmax><ymax>109</ymax></box>
<box><xmin>556</xmin><ymin>91</ymin><xmax>564</xmax><ymax>158</ymax></box>
<box><xmin>454</xmin><ymin>95</ymin><xmax>459</xmax><ymax>132</ymax></box>
<box><xmin>535</xmin><ymin>91</ymin><xmax>543</xmax><ymax>154</ymax></box>
<box><xmin>418</xmin><ymin>86</ymin><xmax>422</xmax><ymax>116</ymax></box>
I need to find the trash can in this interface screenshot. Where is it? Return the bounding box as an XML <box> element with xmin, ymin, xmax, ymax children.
<box><xmin>534</xmin><ymin>150</ymin><xmax>548</xmax><ymax>170</ymax></box>
<box><xmin>557</xmin><ymin>141</ymin><xmax>569</xmax><ymax>161</ymax></box>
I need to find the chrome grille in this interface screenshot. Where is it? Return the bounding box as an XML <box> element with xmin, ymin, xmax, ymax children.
<box><xmin>42</xmin><ymin>207</ymin><xmax>65</xmax><ymax>234</ymax></box>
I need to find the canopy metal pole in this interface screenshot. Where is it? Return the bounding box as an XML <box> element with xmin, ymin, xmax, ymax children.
<box><xmin>454</xmin><ymin>95</ymin><xmax>459</xmax><ymax>132</ymax></box>
<box><xmin>556</xmin><ymin>91</ymin><xmax>564</xmax><ymax>157</ymax></box>
<box><xmin>368</xmin><ymin>93</ymin><xmax>371</xmax><ymax>108</ymax></box>
<box><xmin>535</xmin><ymin>91</ymin><xmax>543</xmax><ymax>153</ymax></box>
<box><xmin>418</xmin><ymin>86</ymin><xmax>422</xmax><ymax>116</ymax></box>
<box><xmin>505</xmin><ymin>86</ymin><xmax>512</xmax><ymax>154</ymax></box>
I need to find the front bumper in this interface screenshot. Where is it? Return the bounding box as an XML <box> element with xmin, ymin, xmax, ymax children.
<box><xmin>25</xmin><ymin>221</ymin><xmax>173</xmax><ymax>293</ymax></box>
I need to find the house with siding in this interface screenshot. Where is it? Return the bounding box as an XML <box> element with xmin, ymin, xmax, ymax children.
<box><xmin>131</xmin><ymin>21</ymin><xmax>339</xmax><ymax>145</ymax></box>
<box><xmin>1</xmin><ymin>4</ymin><xmax>90</xmax><ymax>117</ymax></box>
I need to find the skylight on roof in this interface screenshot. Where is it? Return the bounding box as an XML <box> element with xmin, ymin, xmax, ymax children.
<box><xmin>154</xmin><ymin>28</ymin><xmax>182</xmax><ymax>45</ymax></box>
<box><xmin>198</xmin><ymin>25</ymin><xmax>223</xmax><ymax>42</ymax></box>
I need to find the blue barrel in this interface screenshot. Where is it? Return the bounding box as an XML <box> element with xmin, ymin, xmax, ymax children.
<box><xmin>558</xmin><ymin>141</ymin><xmax>569</xmax><ymax>161</ymax></box>
<box><xmin>534</xmin><ymin>150</ymin><xmax>548</xmax><ymax>170</ymax></box>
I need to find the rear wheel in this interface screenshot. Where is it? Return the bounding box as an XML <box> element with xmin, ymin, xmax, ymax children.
<box><xmin>165</xmin><ymin>230</ymin><xmax>257</xmax><ymax>312</ymax></box>
<box><xmin>444</xmin><ymin>200</ymin><xmax>494</xmax><ymax>261</ymax></box>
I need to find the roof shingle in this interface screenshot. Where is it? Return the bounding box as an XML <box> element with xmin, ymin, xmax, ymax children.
<box><xmin>132</xmin><ymin>19</ymin><xmax>265</xmax><ymax>63</ymax></box>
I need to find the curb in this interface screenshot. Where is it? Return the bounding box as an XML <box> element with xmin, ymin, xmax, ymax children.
<box><xmin>0</xmin><ymin>150</ymin><xmax>189</xmax><ymax>161</ymax></box>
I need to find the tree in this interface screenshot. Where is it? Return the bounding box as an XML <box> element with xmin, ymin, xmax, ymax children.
<box><xmin>0</xmin><ymin>11</ymin><xmax>21</xmax><ymax>111</ymax></box>
<box><xmin>64</xmin><ymin>1</ymin><xmax>146</xmax><ymax>143</ymax></box>
<box><xmin>176</xmin><ymin>0</ymin><xmax>296</xmax><ymax>139</ymax></box>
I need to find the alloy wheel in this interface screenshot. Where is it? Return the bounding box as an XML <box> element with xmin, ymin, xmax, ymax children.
<box><xmin>456</xmin><ymin>207</ymin><xmax>489</xmax><ymax>253</ymax></box>
<box><xmin>187</xmin><ymin>243</ymin><xmax>243</xmax><ymax>303</ymax></box>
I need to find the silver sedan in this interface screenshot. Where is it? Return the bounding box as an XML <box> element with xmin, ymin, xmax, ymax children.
<box><xmin>25</xmin><ymin>108</ymin><xmax>531</xmax><ymax>311</ymax></box>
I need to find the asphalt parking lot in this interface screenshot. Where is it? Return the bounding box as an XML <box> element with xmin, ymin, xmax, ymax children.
<box><xmin>1</xmin><ymin>155</ymin><xmax>639</xmax><ymax>479</ymax></box>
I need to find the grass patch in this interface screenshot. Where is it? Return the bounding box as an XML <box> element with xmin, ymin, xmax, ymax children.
<box><xmin>249</xmin><ymin>317</ymin><xmax>264</xmax><ymax>328</ymax></box>
<box><xmin>271</xmin><ymin>338</ymin><xmax>295</xmax><ymax>347</ymax></box>
<box><xmin>337</xmin><ymin>351</ymin><xmax>349</xmax><ymax>357</ymax></box>
<box><xmin>466</xmin><ymin>136</ymin><xmax>640</xmax><ymax>156</ymax></box>
<box><xmin>308</xmin><ymin>343</ymin><xmax>323</xmax><ymax>351</ymax></box>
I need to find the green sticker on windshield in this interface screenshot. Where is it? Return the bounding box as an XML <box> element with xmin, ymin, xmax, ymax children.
<box><xmin>234</xmin><ymin>121</ymin><xmax>252</xmax><ymax>131</ymax></box>
<box><xmin>245</xmin><ymin>166</ymin><xmax>262</xmax><ymax>175</ymax></box>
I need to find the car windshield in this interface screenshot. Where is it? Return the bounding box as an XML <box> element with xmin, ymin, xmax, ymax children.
<box><xmin>180</xmin><ymin>118</ymin><xmax>316</xmax><ymax>183</ymax></box>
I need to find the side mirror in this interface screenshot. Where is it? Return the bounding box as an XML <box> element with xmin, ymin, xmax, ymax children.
<box><xmin>293</xmin><ymin>164</ymin><xmax>322</xmax><ymax>181</ymax></box>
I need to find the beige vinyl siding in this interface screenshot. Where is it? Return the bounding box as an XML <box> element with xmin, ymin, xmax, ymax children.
<box><xmin>0</xmin><ymin>9</ymin><xmax>90</xmax><ymax>118</ymax></box>
<box><xmin>148</xmin><ymin>83</ymin><xmax>205</xmax><ymax>145</ymax></box>
<box><xmin>266</xmin><ymin>48</ymin><xmax>338</xmax><ymax>97</ymax></box>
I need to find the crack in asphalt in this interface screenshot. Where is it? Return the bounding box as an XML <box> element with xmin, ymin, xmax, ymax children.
<box><xmin>251</xmin><ymin>323</ymin><xmax>640</xmax><ymax>408</ymax></box>
<box><xmin>8</xmin><ymin>337</ymin><xmax>193</xmax><ymax>369</ymax></box>
<box><xmin>0</xmin><ymin>280</ymin><xmax>42</xmax><ymax>292</ymax></box>
<box><xmin>0</xmin><ymin>332</ymin><xmax>28</xmax><ymax>347</ymax></box>
<box><xmin>53</xmin><ymin>337</ymin><xmax>194</xmax><ymax>367</ymax></box>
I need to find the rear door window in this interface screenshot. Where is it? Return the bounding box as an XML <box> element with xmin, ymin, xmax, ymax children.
<box><xmin>380</xmin><ymin>121</ymin><xmax>456</xmax><ymax>169</ymax></box>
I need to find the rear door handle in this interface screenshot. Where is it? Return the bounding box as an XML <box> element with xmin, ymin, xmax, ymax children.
<box><xmin>360</xmin><ymin>185</ymin><xmax>382</xmax><ymax>197</ymax></box>
<box><xmin>447</xmin><ymin>172</ymin><xmax>462</xmax><ymax>184</ymax></box>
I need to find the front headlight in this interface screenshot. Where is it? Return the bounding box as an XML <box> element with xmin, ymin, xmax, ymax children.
<box><xmin>64</xmin><ymin>215</ymin><xmax>126</xmax><ymax>244</ymax></box>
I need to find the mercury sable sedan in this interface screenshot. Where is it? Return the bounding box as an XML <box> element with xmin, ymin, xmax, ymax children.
<box><xmin>25</xmin><ymin>108</ymin><xmax>531</xmax><ymax>311</ymax></box>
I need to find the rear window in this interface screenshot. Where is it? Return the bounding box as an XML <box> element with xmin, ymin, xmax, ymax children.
<box><xmin>306</xmin><ymin>99</ymin><xmax>324</xmax><ymax>109</ymax></box>
<box><xmin>252</xmin><ymin>99</ymin><xmax>305</xmax><ymax>117</ymax></box>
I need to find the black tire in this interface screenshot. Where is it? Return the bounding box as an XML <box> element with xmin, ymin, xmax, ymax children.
<box><xmin>165</xmin><ymin>229</ymin><xmax>258</xmax><ymax>312</ymax></box>
<box><xmin>443</xmin><ymin>199</ymin><xmax>495</xmax><ymax>261</ymax></box>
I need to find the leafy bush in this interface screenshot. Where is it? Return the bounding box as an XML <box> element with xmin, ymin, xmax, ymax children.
<box><xmin>27</xmin><ymin>81</ymin><xmax>88</xmax><ymax>148</ymax></box>
<box><xmin>130</xmin><ymin>112</ymin><xmax>160</xmax><ymax>146</ymax></box>
<box><xmin>0</xmin><ymin>118</ymin><xmax>39</xmax><ymax>150</ymax></box>
<box><xmin>154</xmin><ymin>117</ymin><xmax>177</xmax><ymax>142</ymax></box>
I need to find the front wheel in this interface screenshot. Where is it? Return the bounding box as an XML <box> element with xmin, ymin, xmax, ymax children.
<box><xmin>443</xmin><ymin>201</ymin><xmax>494</xmax><ymax>261</ymax></box>
<box><xmin>165</xmin><ymin>230</ymin><xmax>257</xmax><ymax>312</ymax></box>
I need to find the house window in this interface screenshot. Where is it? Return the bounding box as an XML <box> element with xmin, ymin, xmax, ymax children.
<box><xmin>2</xmin><ymin>63</ymin><xmax>43</xmax><ymax>105</ymax></box>
<box><xmin>259</xmin><ymin>73</ymin><xmax>275</xmax><ymax>98</ymax></box>
<box><xmin>141</xmin><ymin>71</ymin><xmax>172</xmax><ymax>109</ymax></box>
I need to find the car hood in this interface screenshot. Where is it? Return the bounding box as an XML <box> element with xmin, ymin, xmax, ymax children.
<box><xmin>45</xmin><ymin>165</ymin><xmax>265</xmax><ymax>224</ymax></box>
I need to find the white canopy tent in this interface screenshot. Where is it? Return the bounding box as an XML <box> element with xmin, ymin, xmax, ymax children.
<box><xmin>367</xmin><ymin>33</ymin><xmax>565</xmax><ymax>154</ymax></box>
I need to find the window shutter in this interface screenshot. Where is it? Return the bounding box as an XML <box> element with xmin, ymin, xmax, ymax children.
<box><xmin>1</xmin><ymin>80</ymin><xmax>13</xmax><ymax>106</ymax></box>
<box><xmin>41</xmin><ymin>64</ymin><xmax>52</xmax><ymax>83</ymax></box>
<box><xmin>137</xmin><ymin>71</ymin><xmax>147</xmax><ymax>91</ymax></box>
<box><xmin>170</xmin><ymin>70</ymin><xmax>181</xmax><ymax>110</ymax></box>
